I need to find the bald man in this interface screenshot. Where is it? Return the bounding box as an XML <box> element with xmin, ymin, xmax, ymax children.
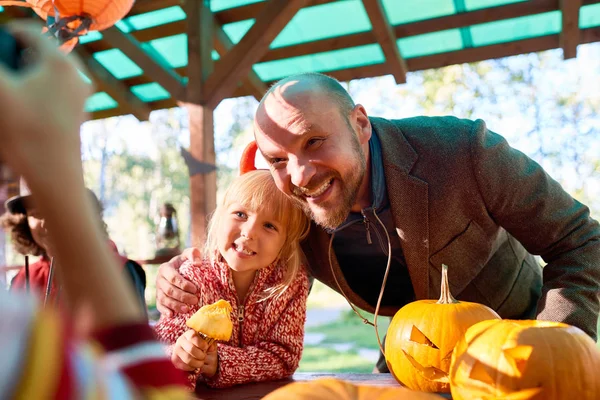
<box><xmin>157</xmin><ymin>73</ymin><xmax>600</xmax><ymax>372</ymax></box>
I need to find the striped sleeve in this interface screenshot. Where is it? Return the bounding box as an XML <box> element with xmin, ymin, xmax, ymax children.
<box><xmin>0</xmin><ymin>291</ymin><xmax>189</xmax><ymax>399</ymax></box>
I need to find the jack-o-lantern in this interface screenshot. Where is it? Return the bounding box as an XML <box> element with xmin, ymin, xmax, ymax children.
<box><xmin>449</xmin><ymin>319</ymin><xmax>600</xmax><ymax>400</ymax></box>
<box><xmin>0</xmin><ymin>0</ymin><xmax>134</xmax><ymax>52</ymax></box>
<box><xmin>385</xmin><ymin>264</ymin><xmax>500</xmax><ymax>393</ymax></box>
<box><xmin>262</xmin><ymin>377</ymin><xmax>445</xmax><ymax>400</ymax></box>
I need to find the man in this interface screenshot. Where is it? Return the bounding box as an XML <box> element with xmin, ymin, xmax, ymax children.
<box><xmin>156</xmin><ymin>72</ymin><xmax>600</xmax><ymax>371</ymax></box>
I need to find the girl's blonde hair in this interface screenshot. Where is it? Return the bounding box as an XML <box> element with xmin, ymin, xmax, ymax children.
<box><xmin>204</xmin><ymin>170</ymin><xmax>310</xmax><ymax>300</ymax></box>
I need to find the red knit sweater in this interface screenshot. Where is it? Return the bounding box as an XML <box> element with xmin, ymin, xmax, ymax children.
<box><xmin>154</xmin><ymin>257</ymin><xmax>309</xmax><ymax>389</ymax></box>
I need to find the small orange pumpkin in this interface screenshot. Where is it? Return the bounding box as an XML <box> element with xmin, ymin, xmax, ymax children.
<box><xmin>239</xmin><ymin>140</ymin><xmax>258</xmax><ymax>175</ymax></box>
<box><xmin>449</xmin><ymin>319</ymin><xmax>600</xmax><ymax>400</ymax></box>
<box><xmin>262</xmin><ymin>377</ymin><xmax>445</xmax><ymax>400</ymax></box>
<box><xmin>385</xmin><ymin>264</ymin><xmax>500</xmax><ymax>393</ymax></box>
<box><xmin>0</xmin><ymin>0</ymin><xmax>134</xmax><ymax>51</ymax></box>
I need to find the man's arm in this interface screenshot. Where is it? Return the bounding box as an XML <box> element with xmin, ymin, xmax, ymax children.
<box><xmin>469</xmin><ymin>120</ymin><xmax>600</xmax><ymax>339</ymax></box>
<box><xmin>155</xmin><ymin>248</ymin><xmax>202</xmax><ymax>316</ymax></box>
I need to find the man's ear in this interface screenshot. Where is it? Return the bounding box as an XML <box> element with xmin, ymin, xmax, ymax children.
<box><xmin>352</xmin><ymin>104</ymin><xmax>372</xmax><ymax>144</ymax></box>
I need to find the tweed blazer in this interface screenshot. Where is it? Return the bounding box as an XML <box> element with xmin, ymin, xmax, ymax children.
<box><xmin>302</xmin><ymin>116</ymin><xmax>600</xmax><ymax>339</ymax></box>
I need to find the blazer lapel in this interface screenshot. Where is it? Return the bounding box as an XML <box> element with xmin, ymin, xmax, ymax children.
<box><xmin>371</xmin><ymin>118</ymin><xmax>430</xmax><ymax>300</ymax></box>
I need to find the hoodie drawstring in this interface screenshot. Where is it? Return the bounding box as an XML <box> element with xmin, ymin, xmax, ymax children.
<box><xmin>327</xmin><ymin>208</ymin><xmax>393</xmax><ymax>358</ymax></box>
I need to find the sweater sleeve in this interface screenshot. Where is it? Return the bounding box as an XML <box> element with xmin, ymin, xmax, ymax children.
<box><xmin>202</xmin><ymin>272</ymin><xmax>309</xmax><ymax>388</ymax></box>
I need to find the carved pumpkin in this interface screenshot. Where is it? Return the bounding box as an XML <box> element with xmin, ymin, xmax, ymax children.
<box><xmin>240</xmin><ymin>140</ymin><xmax>258</xmax><ymax>175</ymax></box>
<box><xmin>449</xmin><ymin>319</ymin><xmax>600</xmax><ymax>400</ymax></box>
<box><xmin>385</xmin><ymin>264</ymin><xmax>500</xmax><ymax>393</ymax></box>
<box><xmin>262</xmin><ymin>377</ymin><xmax>445</xmax><ymax>400</ymax></box>
<box><xmin>186</xmin><ymin>299</ymin><xmax>233</xmax><ymax>345</ymax></box>
<box><xmin>0</xmin><ymin>0</ymin><xmax>134</xmax><ymax>51</ymax></box>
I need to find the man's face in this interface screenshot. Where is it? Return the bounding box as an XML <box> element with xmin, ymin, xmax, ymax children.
<box><xmin>254</xmin><ymin>85</ymin><xmax>369</xmax><ymax>230</ymax></box>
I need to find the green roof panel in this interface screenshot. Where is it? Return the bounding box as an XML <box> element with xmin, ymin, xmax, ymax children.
<box><xmin>470</xmin><ymin>11</ymin><xmax>561</xmax><ymax>47</ymax></box>
<box><xmin>222</xmin><ymin>19</ymin><xmax>255</xmax><ymax>44</ymax></box>
<box><xmin>383</xmin><ymin>0</ymin><xmax>456</xmax><ymax>25</ymax></box>
<box><xmin>211</xmin><ymin>0</ymin><xmax>264</xmax><ymax>12</ymax></box>
<box><xmin>254</xmin><ymin>44</ymin><xmax>385</xmax><ymax>82</ymax></box>
<box><xmin>464</xmin><ymin>0</ymin><xmax>526</xmax><ymax>11</ymax></box>
<box><xmin>93</xmin><ymin>49</ymin><xmax>143</xmax><ymax>79</ymax></box>
<box><xmin>271</xmin><ymin>0</ymin><xmax>371</xmax><ymax>48</ymax></box>
<box><xmin>79</xmin><ymin>31</ymin><xmax>103</xmax><ymax>44</ymax></box>
<box><xmin>121</xmin><ymin>6</ymin><xmax>186</xmax><ymax>31</ymax></box>
<box><xmin>85</xmin><ymin>92</ymin><xmax>118</xmax><ymax>112</ymax></box>
<box><xmin>581</xmin><ymin>3</ymin><xmax>600</xmax><ymax>29</ymax></box>
<box><xmin>130</xmin><ymin>83</ymin><xmax>170</xmax><ymax>102</ymax></box>
<box><xmin>146</xmin><ymin>34</ymin><xmax>188</xmax><ymax>69</ymax></box>
<box><xmin>397</xmin><ymin>29</ymin><xmax>464</xmax><ymax>58</ymax></box>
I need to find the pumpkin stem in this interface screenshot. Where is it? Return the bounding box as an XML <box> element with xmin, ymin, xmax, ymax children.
<box><xmin>437</xmin><ymin>264</ymin><xmax>459</xmax><ymax>304</ymax></box>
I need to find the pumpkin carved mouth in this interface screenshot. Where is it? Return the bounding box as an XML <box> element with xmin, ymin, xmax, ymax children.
<box><xmin>402</xmin><ymin>350</ymin><xmax>450</xmax><ymax>383</ymax></box>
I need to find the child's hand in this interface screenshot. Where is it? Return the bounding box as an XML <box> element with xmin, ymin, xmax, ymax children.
<box><xmin>0</xmin><ymin>22</ymin><xmax>91</xmax><ymax>190</ymax></box>
<box><xmin>171</xmin><ymin>329</ymin><xmax>210</xmax><ymax>372</ymax></box>
<box><xmin>201</xmin><ymin>343</ymin><xmax>218</xmax><ymax>378</ymax></box>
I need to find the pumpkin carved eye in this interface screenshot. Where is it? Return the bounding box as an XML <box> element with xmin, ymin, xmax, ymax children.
<box><xmin>503</xmin><ymin>345</ymin><xmax>533</xmax><ymax>377</ymax></box>
<box><xmin>468</xmin><ymin>360</ymin><xmax>495</xmax><ymax>385</ymax></box>
<box><xmin>409</xmin><ymin>325</ymin><xmax>439</xmax><ymax>349</ymax></box>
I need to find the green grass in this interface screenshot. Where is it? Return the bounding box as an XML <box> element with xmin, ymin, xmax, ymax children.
<box><xmin>298</xmin><ymin>346</ymin><xmax>375</xmax><ymax>373</ymax></box>
<box><xmin>306</xmin><ymin>309</ymin><xmax>390</xmax><ymax>349</ymax></box>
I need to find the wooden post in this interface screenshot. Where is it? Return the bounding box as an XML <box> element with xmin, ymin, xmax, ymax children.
<box><xmin>184</xmin><ymin>0</ymin><xmax>216</xmax><ymax>247</ymax></box>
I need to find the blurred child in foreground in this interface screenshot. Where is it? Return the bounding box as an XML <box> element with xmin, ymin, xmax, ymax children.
<box><xmin>0</xmin><ymin>22</ymin><xmax>189</xmax><ymax>399</ymax></box>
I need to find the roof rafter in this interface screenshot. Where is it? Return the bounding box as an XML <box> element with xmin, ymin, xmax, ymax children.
<box><xmin>90</xmin><ymin>26</ymin><xmax>600</xmax><ymax>120</ymax></box>
<box><xmin>361</xmin><ymin>0</ymin><xmax>407</xmax><ymax>84</ymax></box>
<box><xmin>76</xmin><ymin>47</ymin><xmax>151</xmax><ymax>121</ymax></box>
<box><xmin>204</xmin><ymin>0</ymin><xmax>307</xmax><ymax>109</ymax></box>
<box><xmin>213</xmin><ymin>22</ymin><xmax>268</xmax><ymax>102</ymax></box>
<box><xmin>560</xmin><ymin>0</ymin><xmax>582</xmax><ymax>59</ymax></box>
<box><xmin>101</xmin><ymin>26</ymin><xmax>186</xmax><ymax>100</ymax></box>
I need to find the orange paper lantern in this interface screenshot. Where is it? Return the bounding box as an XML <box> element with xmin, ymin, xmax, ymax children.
<box><xmin>0</xmin><ymin>0</ymin><xmax>134</xmax><ymax>51</ymax></box>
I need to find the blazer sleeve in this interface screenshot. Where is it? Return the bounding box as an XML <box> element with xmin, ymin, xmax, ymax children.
<box><xmin>469</xmin><ymin>119</ymin><xmax>600</xmax><ymax>339</ymax></box>
<box><xmin>201</xmin><ymin>272</ymin><xmax>309</xmax><ymax>388</ymax></box>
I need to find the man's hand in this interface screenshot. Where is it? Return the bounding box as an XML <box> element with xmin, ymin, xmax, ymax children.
<box><xmin>172</xmin><ymin>329</ymin><xmax>209</xmax><ymax>372</ymax></box>
<box><xmin>156</xmin><ymin>248</ymin><xmax>202</xmax><ymax>317</ymax></box>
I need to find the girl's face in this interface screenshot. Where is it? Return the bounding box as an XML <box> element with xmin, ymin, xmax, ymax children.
<box><xmin>217</xmin><ymin>202</ymin><xmax>286</xmax><ymax>275</ymax></box>
<box><xmin>27</xmin><ymin>206</ymin><xmax>51</xmax><ymax>253</ymax></box>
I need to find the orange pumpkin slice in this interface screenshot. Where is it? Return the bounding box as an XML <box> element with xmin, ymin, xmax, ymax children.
<box><xmin>186</xmin><ymin>299</ymin><xmax>233</xmax><ymax>342</ymax></box>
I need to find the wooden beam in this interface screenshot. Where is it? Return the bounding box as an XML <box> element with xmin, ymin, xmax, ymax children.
<box><xmin>186</xmin><ymin>104</ymin><xmax>215</xmax><ymax>247</ymax></box>
<box><xmin>560</xmin><ymin>0</ymin><xmax>582</xmax><ymax>59</ymax></box>
<box><xmin>214</xmin><ymin>22</ymin><xmax>268</xmax><ymax>102</ymax></box>
<box><xmin>76</xmin><ymin>47</ymin><xmax>151</xmax><ymax>121</ymax></box>
<box><xmin>89</xmin><ymin>98</ymin><xmax>177</xmax><ymax>120</ymax></box>
<box><xmin>183</xmin><ymin>0</ymin><xmax>217</xmax><ymax>246</ymax></box>
<box><xmin>185</xmin><ymin>0</ymin><xmax>214</xmax><ymax>104</ymax></box>
<box><xmin>101</xmin><ymin>26</ymin><xmax>186</xmax><ymax>100</ymax></box>
<box><xmin>91</xmin><ymin>26</ymin><xmax>600</xmax><ymax>120</ymax></box>
<box><xmin>204</xmin><ymin>0</ymin><xmax>307</xmax><ymax>108</ymax></box>
<box><xmin>361</xmin><ymin>0</ymin><xmax>406</xmax><ymax>84</ymax></box>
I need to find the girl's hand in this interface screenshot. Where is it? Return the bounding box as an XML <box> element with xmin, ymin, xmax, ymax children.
<box><xmin>171</xmin><ymin>329</ymin><xmax>209</xmax><ymax>372</ymax></box>
<box><xmin>200</xmin><ymin>343</ymin><xmax>218</xmax><ymax>378</ymax></box>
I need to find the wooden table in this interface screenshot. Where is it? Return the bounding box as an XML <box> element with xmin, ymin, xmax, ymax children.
<box><xmin>194</xmin><ymin>373</ymin><xmax>452</xmax><ymax>399</ymax></box>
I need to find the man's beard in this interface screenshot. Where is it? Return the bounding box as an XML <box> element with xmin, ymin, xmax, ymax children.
<box><xmin>290</xmin><ymin>138</ymin><xmax>367</xmax><ymax>231</ymax></box>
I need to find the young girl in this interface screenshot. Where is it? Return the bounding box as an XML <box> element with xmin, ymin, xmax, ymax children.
<box><xmin>155</xmin><ymin>169</ymin><xmax>311</xmax><ymax>389</ymax></box>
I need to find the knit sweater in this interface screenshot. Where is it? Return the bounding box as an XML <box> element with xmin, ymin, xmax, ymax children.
<box><xmin>154</xmin><ymin>257</ymin><xmax>309</xmax><ymax>389</ymax></box>
<box><xmin>0</xmin><ymin>290</ymin><xmax>189</xmax><ymax>399</ymax></box>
